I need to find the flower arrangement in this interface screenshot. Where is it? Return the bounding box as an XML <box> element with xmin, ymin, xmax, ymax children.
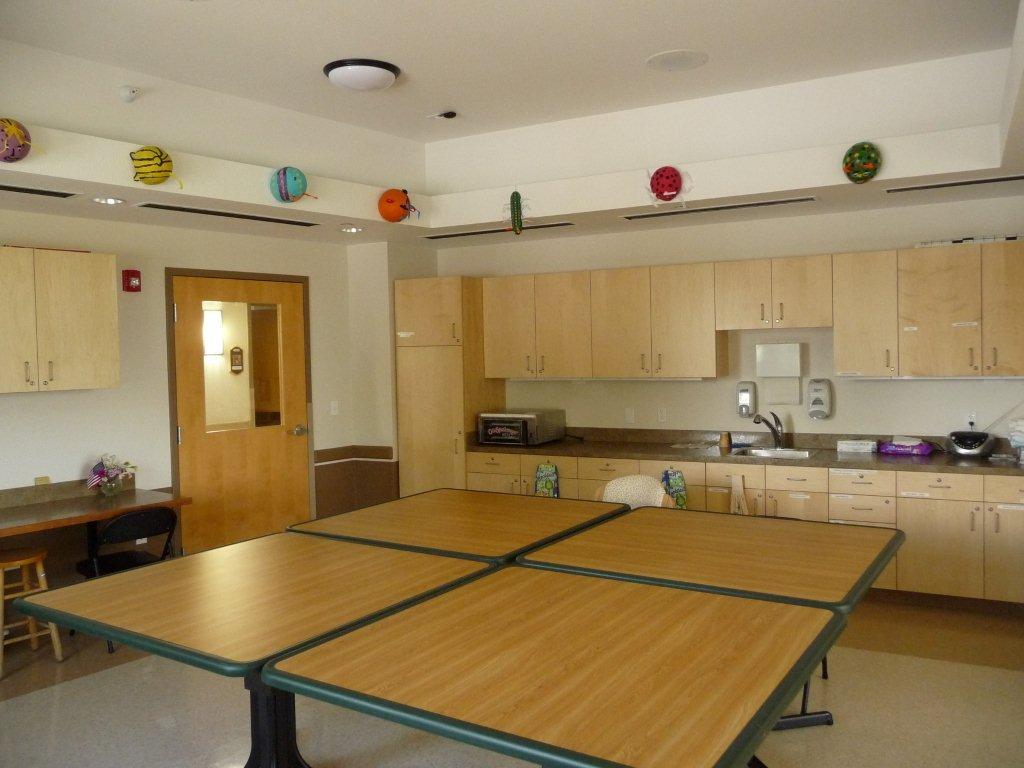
<box><xmin>87</xmin><ymin>454</ymin><xmax>138</xmax><ymax>497</ymax></box>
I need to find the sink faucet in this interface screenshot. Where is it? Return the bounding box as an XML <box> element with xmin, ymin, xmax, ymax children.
<box><xmin>753</xmin><ymin>411</ymin><xmax>785</xmax><ymax>448</ymax></box>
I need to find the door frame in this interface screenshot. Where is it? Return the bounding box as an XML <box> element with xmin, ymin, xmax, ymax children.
<box><xmin>163</xmin><ymin>268</ymin><xmax>314</xmax><ymax>517</ymax></box>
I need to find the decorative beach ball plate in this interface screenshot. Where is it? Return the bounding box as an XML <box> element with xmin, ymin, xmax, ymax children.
<box><xmin>842</xmin><ymin>142</ymin><xmax>881</xmax><ymax>184</ymax></box>
<box><xmin>0</xmin><ymin>118</ymin><xmax>31</xmax><ymax>162</ymax></box>
<box><xmin>270</xmin><ymin>166</ymin><xmax>309</xmax><ymax>203</ymax></box>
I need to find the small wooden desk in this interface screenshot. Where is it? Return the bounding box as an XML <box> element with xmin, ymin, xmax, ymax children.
<box><xmin>519</xmin><ymin>507</ymin><xmax>903</xmax><ymax>611</ymax></box>
<box><xmin>0</xmin><ymin>489</ymin><xmax>190</xmax><ymax>539</ymax></box>
<box><xmin>17</xmin><ymin>532</ymin><xmax>489</xmax><ymax>768</ymax></box>
<box><xmin>265</xmin><ymin>567</ymin><xmax>843</xmax><ymax>768</ymax></box>
<box><xmin>290</xmin><ymin>488</ymin><xmax>628</xmax><ymax>563</ymax></box>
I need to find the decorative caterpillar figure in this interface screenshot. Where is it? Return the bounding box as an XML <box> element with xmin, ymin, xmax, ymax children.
<box><xmin>130</xmin><ymin>146</ymin><xmax>175</xmax><ymax>185</ymax></box>
<box><xmin>510</xmin><ymin>190</ymin><xmax>523</xmax><ymax>235</ymax></box>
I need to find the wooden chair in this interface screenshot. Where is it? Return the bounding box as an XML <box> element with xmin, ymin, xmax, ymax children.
<box><xmin>1</xmin><ymin>547</ymin><xmax>64</xmax><ymax>679</ymax></box>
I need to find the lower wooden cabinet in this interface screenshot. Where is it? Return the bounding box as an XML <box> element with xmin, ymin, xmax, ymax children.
<box><xmin>897</xmin><ymin>498</ymin><xmax>984</xmax><ymax>598</ymax></box>
<box><xmin>706</xmin><ymin>487</ymin><xmax>765</xmax><ymax>515</ymax></box>
<box><xmin>466</xmin><ymin>472</ymin><xmax>520</xmax><ymax>495</ymax></box>
<box><xmin>984</xmin><ymin>504</ymin><xmax>1024</xmax><ymax>603</ymax></box>
<box><xmin>767</xmin><ymin>491</ymin><xmax>828</xmax><ymax>522</ymax></box>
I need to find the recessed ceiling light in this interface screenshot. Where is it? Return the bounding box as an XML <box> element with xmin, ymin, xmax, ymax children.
<box><xmin>92</xmin><ymin>197</ymin><xmax>125</xmax><ymax>205</ymax></box>
<box><xmin>323</xmin><ymin>59</ymin><xmax>401</xmax><ymax>91</ymax></box>
<box><xmin>339</xmin><ymin>224</ymin><xmax>363</xmax><ymax>233</ymax></box>
<box><xmin>645</xmin><ymin>49</ymin><xmax>709</xmax><ymax>72</ymax></box>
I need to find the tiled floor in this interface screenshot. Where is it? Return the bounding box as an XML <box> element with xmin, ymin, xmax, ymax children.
<box><xmin>2</xmin><ymin>590</ymin><xmax>1022</xmax><ymax>767</ymax></box>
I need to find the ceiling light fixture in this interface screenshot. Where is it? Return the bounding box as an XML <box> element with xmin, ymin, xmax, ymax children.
<box><xmin>339</xmin><ymin>224</ymin><xmax>363</xmax><ymax>233</ymax></box>
<box><xmin>92</xmin><ymin>197</ymin><xmax>125</xmax><ymax>205</ymax></box>
<box><xmin>645</xmin><ymin>49</ymin><xmax>709</xmax><ymax>72</ymax></box>
<box><xmin>323</xmin><ymin>59</ymin><xmax>401</xmax><ymax>91</ymax></box>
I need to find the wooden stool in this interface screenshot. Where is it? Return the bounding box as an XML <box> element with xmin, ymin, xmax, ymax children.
<box><xmin>1</xmin><ymin>547</ymin><xmax>64</xmax><ymax>679</ymax></box>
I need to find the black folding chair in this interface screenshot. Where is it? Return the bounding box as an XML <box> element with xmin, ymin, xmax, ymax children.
<box><xmin>75</xmin><ymin>506</ymin><xmax>177</xmax><ymax>653</ymax></box>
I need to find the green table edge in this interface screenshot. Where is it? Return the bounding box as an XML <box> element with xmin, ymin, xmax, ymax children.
<box><xmin>517</xmin><ymin>508</ymin><xmax>906</xmax><ymax>613</ymax></box>
<box><xmin>262</xmin><ymin>564</ymin><xmax>847</xmax><ymax>768</ymax></box>
<box><xmin>14</xmin><ymin>560</ymin><xmax>497</xmax><ymax>677</ymax></box>
<box><xmin>288</xmin><ymin>489</ymin><xmax>630</xmax><ymax>564</ymax></box>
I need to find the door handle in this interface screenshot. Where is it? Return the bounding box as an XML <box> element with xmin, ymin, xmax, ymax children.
<box><xmin>990</xmin><ymin>347</ymin><xmax>997</xmax><ymax>370</ymax></box>
<box><xmin>968</xmin><ymin>347</ymin><xmax>977</xmax><ymax>371</ymax></box>
<box><xmin>994</xmin><ymin>510</ymin><xmax>1001</xmax><ymax>533</ymax></box>
<box><xmin>289</xmin><ymin>425</ymin><xmax>309</xmax><ymax>436</ymax></box>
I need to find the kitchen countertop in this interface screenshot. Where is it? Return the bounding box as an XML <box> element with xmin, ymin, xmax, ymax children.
<box><xmin>467</xmin><ymin>437</ymin><xmax>1024</xmax><ymax>476</ymax></box>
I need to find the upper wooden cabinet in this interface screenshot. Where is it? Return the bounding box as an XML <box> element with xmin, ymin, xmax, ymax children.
<box><xmin>771</xmin><ymin>254</ymin><xmax>832</xmax><ymax>328</ymax></box>
<box><xmin>715</xmin><ymin>256</ymin><xmax>831</xmax><ymax>330</ymax></box>
<box><xmin>832</xmin><ymin>251</ymin><xmax>898</xmax><ymax>377</ymax></box>
<box><xmin>0</xmin><ymin>247</ymin><xmax>39</xmax><ymax>393</ymax></box>
<box><xmin>714</xmin><ymin>259</ymin><xmax>772</xmax><ymax>330</ymax></box>
<box><xmin>394</xmin><ymin>276</ymin><xmax>463</xmax><ymax>347</ymax></box>
<box><xmin>535</xmin><ymin>271</ymin><xmax>592</xmax><ymax>378</ymax></box>
<box><xmin>651</xmin><ymin>262</ymin><xmax>726</xmax><ymax>378</ymax></box>
<box><xmin>981</xmin><ymin>241</ymin><xmax>1024</xmax><ymax>376</ymax></box>
<box><xmin>0</xmin><ymin>247</ymin><xmax>119</xmax><ymax>394</ymax></box>
<box><xmin>898</xmin><ymin>245</ymin><xmax>981</xmax><ymax>377</ymax></box>
<box><xmin>482</xmin><ymin>274</ymin><xmax>536</xmax><ymax>378</ymax></box>
<box><xmin>591</xmin><ymin>267</ymin><xmax>652</xmax><ymax>377</ymax></box>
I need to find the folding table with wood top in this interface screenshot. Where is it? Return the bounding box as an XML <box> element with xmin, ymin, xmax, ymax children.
<box><xmin>289</xmin><ymin>488</ymin><xmax>629</xmax><ymax>563</ymax></box>
<box><xmin>517</xmin><ymin>506</ymin><xmax>904</xmax><ymax>729</ymax></box>
<box><xmin>15</xmin><ymin>532</ymin><xmax>491</xmax><ymax>768</ymax></box>
<box><xmin>264</xmin><ymin>566</ymin><xmax>845</xmax><ymax>768</ymax></box>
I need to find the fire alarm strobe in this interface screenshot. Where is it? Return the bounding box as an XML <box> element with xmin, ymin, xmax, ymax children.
<box><xmin>122</xmin><ymin>269</ymin><xmax>142</xmax><ymax>292</ymax></box>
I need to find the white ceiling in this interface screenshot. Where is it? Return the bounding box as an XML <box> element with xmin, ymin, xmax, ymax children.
<box><xmin>2</xmin><ymin>0</ymin><xmax>1017</xmax><ymax>142</ymax></box>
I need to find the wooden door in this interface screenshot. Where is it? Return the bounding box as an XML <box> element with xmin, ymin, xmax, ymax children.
<box><xmin>173</xmin><ymin>276</ymin><xmax>310</xmax><ymax>552</ymax></box>
<box><xmin>897</xmin><ymin>498</ymin><xmax>983</xmax><ymax>597</ymax></box>
<box><xmin>535</xmin><ymin>271</ymin><xmax>592</xmax><ymax>378</ymax></box>
<box><xmin>34</xmin><ymin>249</ymin><xmax>119</xmax><ymax>391</ymax></box>
<box><xmin>482</xmin><ymin>275</ymin><xmax>536</xmax><ymax>378</ymax></box>
<box><xmin>770</xmin><ymin>254</ymin><xmax>832</xmax><ymax>328</ymax></box>
<box><xmin>981</xmin><ymin>241</ymin><xmax>1024</xmax><ymax>376</ymax></box>
<box><xmin>714</xmin><ymin>259</ymin><xmax>772</xmax><ymax>330</ymax></box>
<box><xmin>984</xmin><ymin>504</ymin><xmax>1024</xmax><ymax>602</ymax></box>
<box><xmin>767</xmin><ymin>491</ymin><xmax>829</xmax><ymax>522</ymax></box>
<box><xmin>0</xmin><ymin>247</ymin><xmax>40</xmax><ymax>393</ymax></box>
<box><xmin>590</xmin><ymin>267</ymin><xmax>652</xmax><ymax>377</ymax></box>
<box><xmin>394</xmin><ymin>276</ymin><xmax>462</xmax><ymax>347</ymax></box>
<box><xmin>397</xmin><ymin>346</ymin><xmax>465</xmax><ymax>497</ymax></box>
<box><xmin>651</xmin><ymin>263</ymin><xmax>725</xmax><ymax>378</ymax></box>
<box><xmin>832</xmin><ymin>251</ymin><xmax>898</xmax><ymax>377</ymax></box>
<box><xmin>897</xmin><ymin>245</ymin><xmax>981</xmax><ymax>377</ymax></box>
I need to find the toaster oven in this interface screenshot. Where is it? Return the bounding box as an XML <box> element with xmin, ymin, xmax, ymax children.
<box><xmin>477</xmin><ymin>410</ymin><xmax>566</xmax><ymax>446</ymax></box>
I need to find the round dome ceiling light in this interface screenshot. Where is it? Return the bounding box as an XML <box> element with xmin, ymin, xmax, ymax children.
<box><xmin>323</xmin><ymin>59</ymin><xmax>401</xmax><ymax>91</ymax></box>
<box><xmin>339</xmin><ymin>224</ymin><xmax>364</xmax><ymax>233</ymax></box>
<box><xmin>645</xmin><ymin>49</ymin><xmax>709</xmax><ymax>72</ymax></box>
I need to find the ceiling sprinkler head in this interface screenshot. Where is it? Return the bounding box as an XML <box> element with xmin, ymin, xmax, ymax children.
<box><xmin>120</xmin><ymin>85</ymin><xmax>141</xmax><ymax>103</ymax></box>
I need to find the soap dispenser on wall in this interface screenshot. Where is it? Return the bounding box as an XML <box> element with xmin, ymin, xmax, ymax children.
<box><xmin>737</xmin><ymin>381</ymin><xmax>756</xmax><ymax>418</ymax></box>
<box><xmin>807</xmin><ymin>379</ymin><xmax>833</xmax><ymax>420</ymax></box>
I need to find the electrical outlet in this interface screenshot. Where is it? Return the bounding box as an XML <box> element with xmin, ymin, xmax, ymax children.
<box><xmin>34</xmin><ymin>475</ymin><xmax>51</xmax><ymax>485</ymax></box>
<box><xmin>330</xmin><ymin>400</ymin><xmax>339</xmax><ymax>416</ymax></box>
<box><xmin>657</xmin><ymin>407</ymin><xmax>668</xmax><ymax>423</ymax></box>
<box><xmin>968</xmin><ymin>411</ymin><xmax>977</xmax><ymax>426</ymax></box>
<box><xmin>624</xmin><ymin>407</ymin><xmax>636</xmax><ymax>425</ymax></box>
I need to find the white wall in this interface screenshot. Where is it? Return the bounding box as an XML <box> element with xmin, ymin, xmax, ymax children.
<box><xmin>437</xmin><ymin>196</ymin><xmax>1024</xmax><ymax>438</ymax></box>
<box><xmin>0</xmin><ymin>209</ymin><xmax>350</xmax><ymax>490</ymax></box>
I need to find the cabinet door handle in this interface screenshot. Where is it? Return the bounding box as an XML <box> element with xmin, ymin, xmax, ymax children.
<box><xmin>526</xmin><ymin>354</ymin><xmax>532</xmax><ymax>374</ymax></box>
<box><xmin>640</xmin><ymin>353</ymin><xmax>646</xmax><ymax>372</ymax></box>
<box><xmin>48</xmin><ymin>360</ymin><xmax>54</xmax><ymax>381</ymax></box>
<box><xmin>24</xmin><ymin>361</ymin><xmax>32</xmax><ymax>384</ymax></box>
<box><xmin>970</xmin><ymin>510</ymin><xmax>976</xmax><ymax>531</ymax></box>
<box><xmin>851</xmin><ymin>480</ymin><xmax>873</xmax><ymax>485</ymax></box>
<box><xmin>885</xmin><ymin>349</ymin><xmax>892</xmax><ymax>370</ymax></box>
<box><xmin>657</xmin><ymin>353</ymin><xmax>662</xmax><ymax>373</ymax></box>
<box><xmin>968</xmin><ymin>347</ymin><xmax>976</xmax><ymax>370</ymax></box>
<box><xmin>992</xmin><ymin>347</ymin><xmax>998</xmax><ymax>368</ymax></box>
<box><xmin>539</xmin><ymin>355</ymin><xmax>545</xmax><ymax>374</ymax></box>
<box><xmin>851</xmin><ymin>507</ymin><xmax>874</xmax><ymax>512</ymax></box>
<box><xmin>785</xmin><ymin>477</ymin><xmax>807</xmax><ymax>482</ymax></box>
<box><xmin>760</xmin><ymin>303</ymin><xmax>766</xmax><ymax>324</ymax></box>
<box><xmin>995</xmin><ymin>511</ymin><xmax>1001</xmax><ymax>533</ymax></box>
<box><xmin>454</xmin><ymin>437</ymin><xmax>460</xmax><ymax>455</ymax></box>
<box><xmin>776</xmin><ymin>302</ymin><xmax>784</xmax><ymax>324</ymax></box>
<box><xmin>451</xmin><ymin>322</ymin><xmax>457</xmax><ymax>341</ymax></box>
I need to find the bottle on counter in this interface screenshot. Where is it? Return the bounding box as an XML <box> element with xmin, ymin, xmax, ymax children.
<box><xmin>719</xmin><ymin>431</ymin><xmax>732</xmax><ymax>450</ymax></box>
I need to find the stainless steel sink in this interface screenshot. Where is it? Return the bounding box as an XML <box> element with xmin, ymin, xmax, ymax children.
<box><xmin>730</xmin><ymin>448</ymin><xmax>811</xmax><ymax>459</ymax></box>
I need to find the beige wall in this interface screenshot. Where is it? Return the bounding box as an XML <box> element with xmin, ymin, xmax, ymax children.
<box><xmin>437</xmin><ymin>196</ymin><xmax>1024</xmax><ymax>438</ymax></box>
<box><xmin>0</xmin><ymin>209</ymin><xmax>350</xmax><ymax>490</ymax></box>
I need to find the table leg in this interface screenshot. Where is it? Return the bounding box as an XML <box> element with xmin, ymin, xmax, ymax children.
<box><xmin>244</xmin><ymin>670</ymin><xmax>313</xmax><ymax>768</ymax></box>
<box><xmin>747</xmin><ymin>756</ymin><xmax>769</xmax><ymax>768</ymax></box>
<box><xmin>772</xmin><ymin>679</ymin><xmax>833</xmax><ymax>730</ymax></box>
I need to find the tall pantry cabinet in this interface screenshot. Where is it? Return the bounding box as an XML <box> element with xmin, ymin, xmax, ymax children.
<box><xmin>394</xmin><ymin>276</ymin><xmax>505</xmax><ymax>497</ymax></box>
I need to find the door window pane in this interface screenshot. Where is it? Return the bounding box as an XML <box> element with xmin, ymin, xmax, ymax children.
<box><xmin>202</xmin><ymin>301</ymin><xmax>282</xmax><ymax>431</ymax></box>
